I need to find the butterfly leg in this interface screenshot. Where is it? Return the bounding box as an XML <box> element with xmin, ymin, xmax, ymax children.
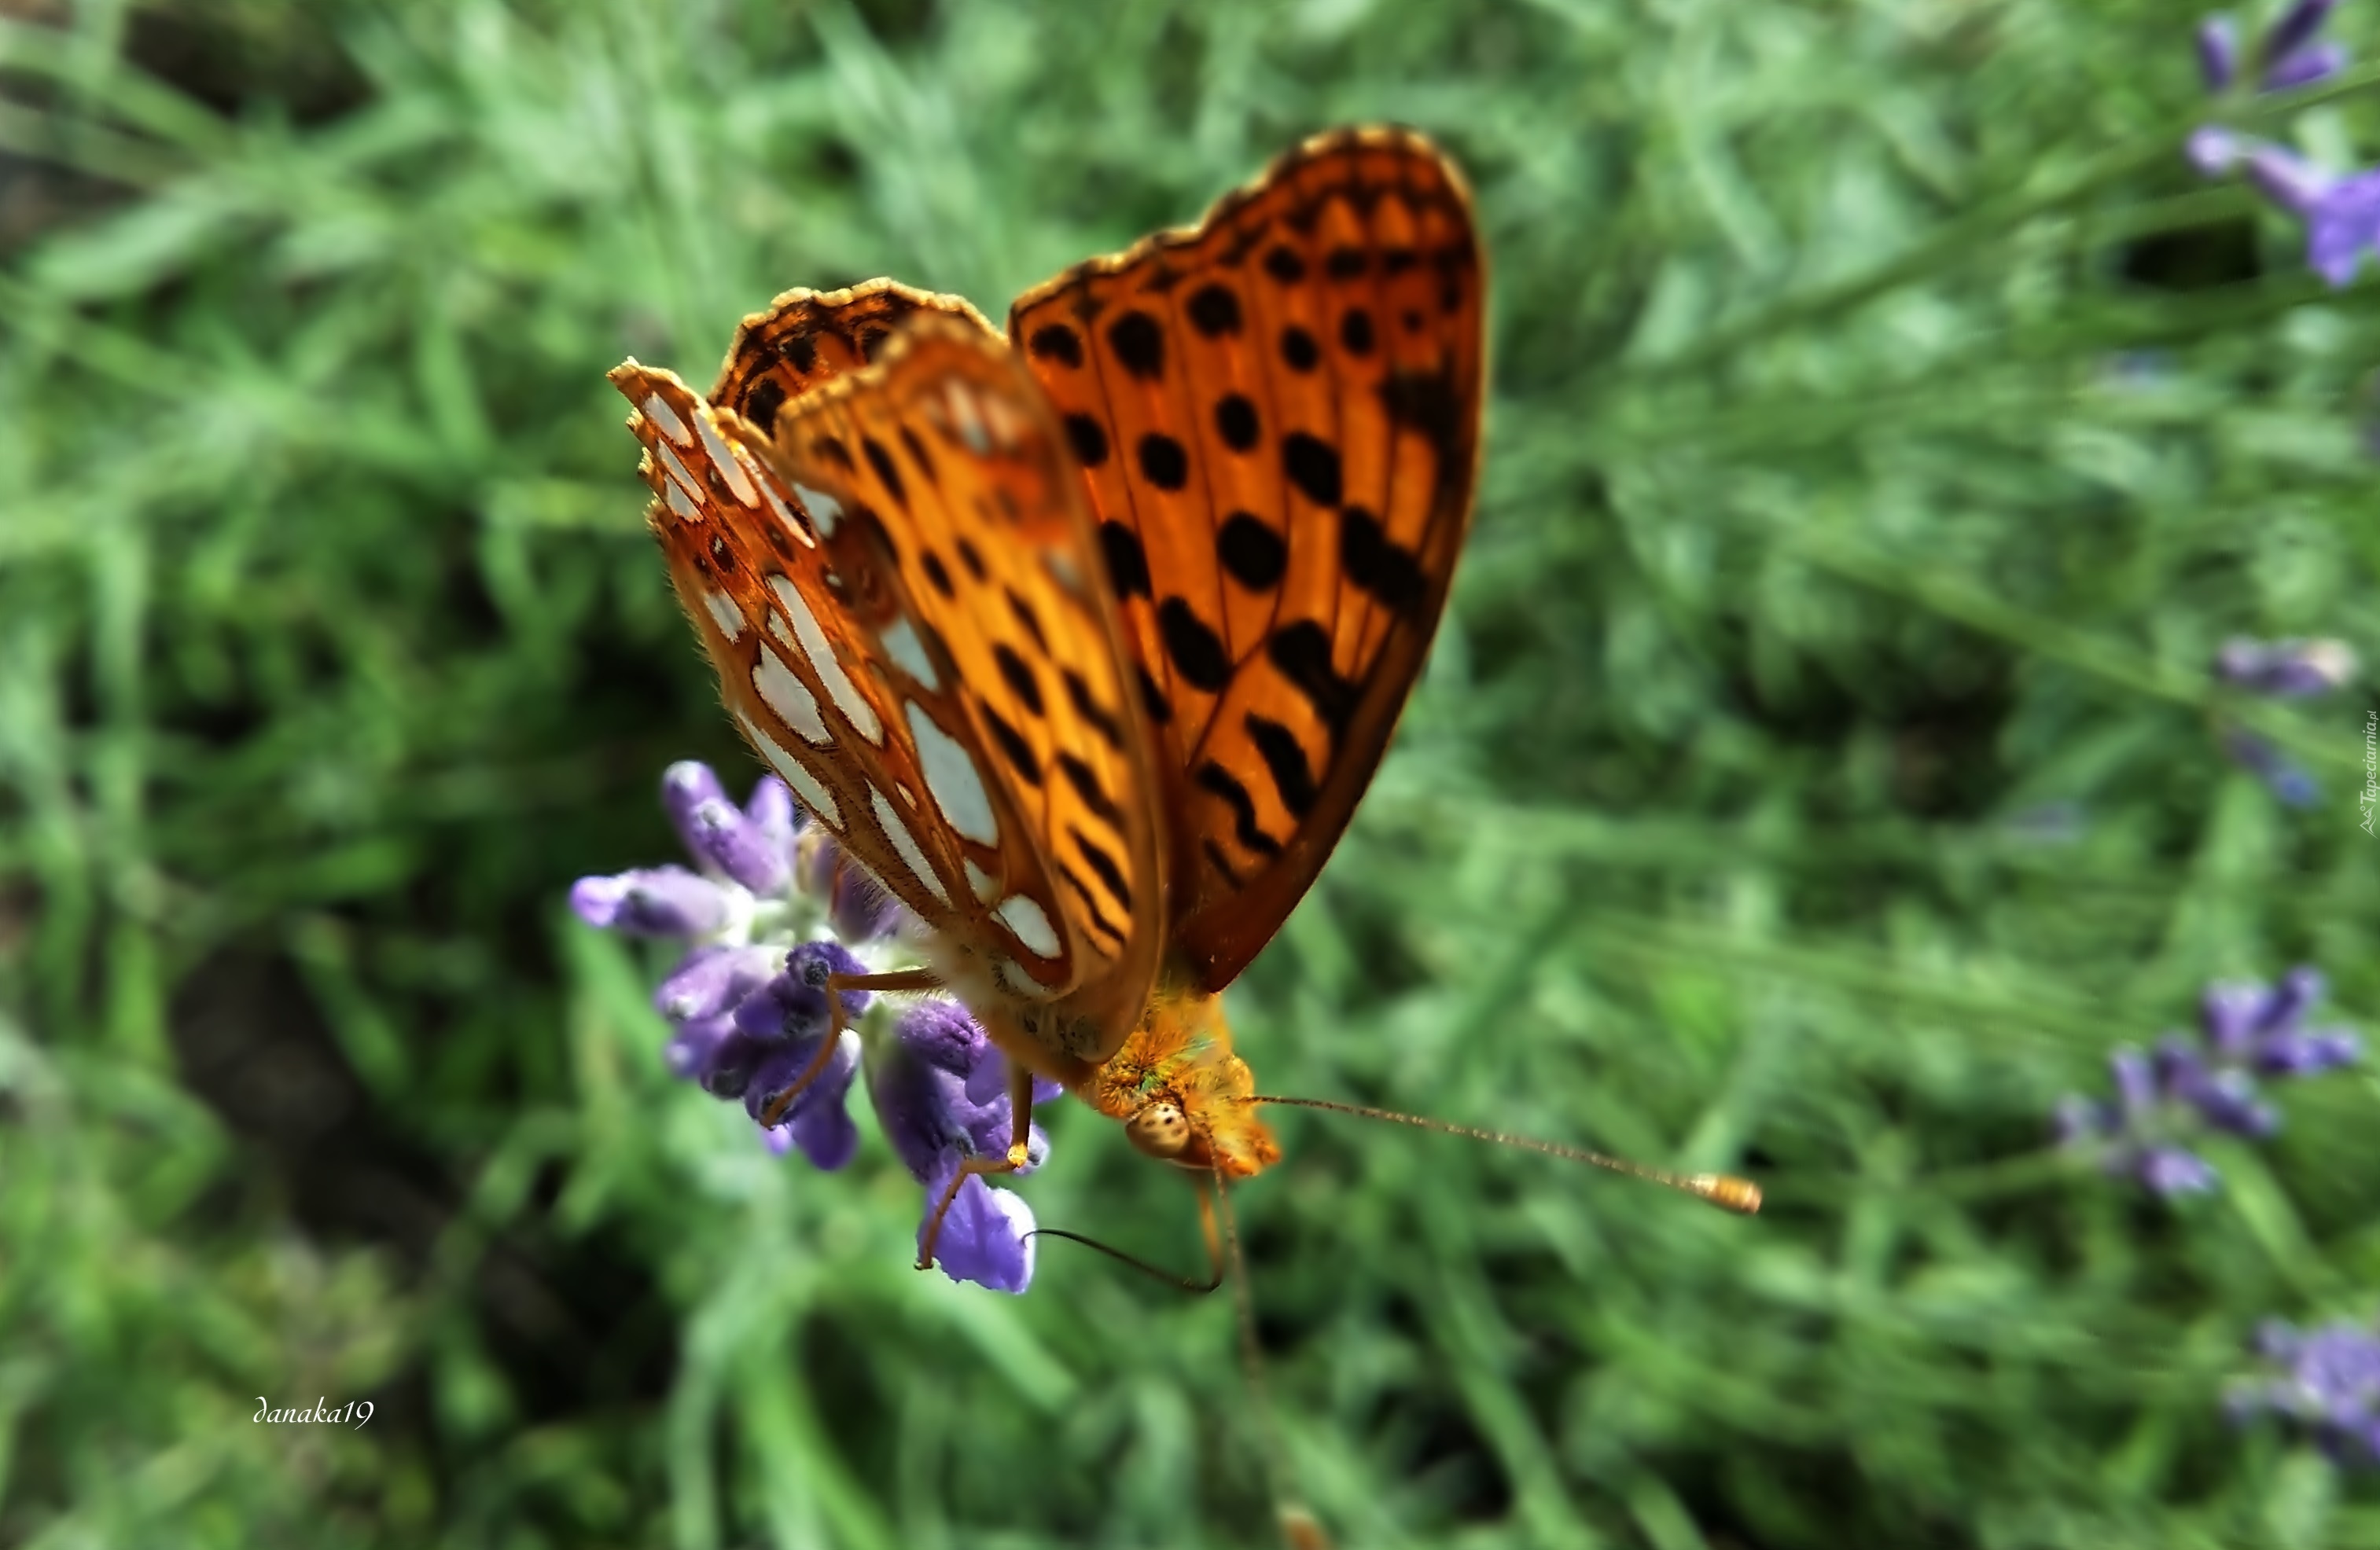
<box><xmin>915</xmin><ymin>1056</ymin><xmax>1036</xmax><ymax>1272</ymax></box>
<box><xmin>758</xmin><ymin>966</ymin><xmax>944</xmax><ymax>1126</ymax></box>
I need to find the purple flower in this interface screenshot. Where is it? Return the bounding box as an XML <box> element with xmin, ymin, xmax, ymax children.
<box><xmin>2055</xmin><ymin>1045</ymin><xmax>2223</xmax><ymax>1196</ymax></box>
<box><xmin>2220</xmin><ymin>725</ymin><xmax>2320</xmax><ymax>807</ymax></box>
<box><xmin>2057</xmin><ymin>968</ymin><xmax>2360</xmax><ymax>1196</ymax></box>
<box><xmin>2193</xmin><ymin>8</ymin><xmax>2372</xmax><ymax>287</ymax></box>
<box><xmin>2199</xmin><ymin>2</ymin><xmax>2345</xmax><ymax>94</ymax></box>
<box><xmin>2230</xmin><ymin>1317</ymin><xmax>2380</xmax><ymax>1465</ymax></box>
<box><xmin>571</xmin><ymin>758</ymin><xmax>1061</xmax><ymax>1293</ymax></box>
<box><xmin>2216</xmin><ymin>636</ymin><xmax>2359</xmax><ymax>697</ymax></box>
<box><xmin>800</xmin><ymin>832</ymin><xmax>907</xmax><ymax>944</ymax></box>
<box><xmin>2201</xmin><ymin>968</ymin><xmax>2363</xmax><ymax>1076</ymax></box>
<box><xmin>568</xmin><ymin>866</ymin><xmax>734</xmax><ymax>936</ymax></box>
<box><xmin>862</xmin><ymin>999</ymin><xmax>1049</xmax><ymax>1293</ymax></box>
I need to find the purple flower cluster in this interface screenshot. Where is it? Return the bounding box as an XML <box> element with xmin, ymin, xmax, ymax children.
<box><xmin>571</xmin><ymin>760</ymin><xmax>1050</xmax><ymax>1293</ymax></box>
<box><xmin>2187</xmin><ymin>2</ymin><xmax>2379</xmax><ymax>287</ymax></box>
<box><xmin>2229</xmin><ymin>1318</ymin><xmax>2380</xmax><ymax>1464</ymax></box>
<box><xmin>2054</xmin><ymin>968</ymin><xmax>2360</xmax><ymax>1196</ymax></box>
<box><xmin>2211</xmin><ymin>637</ymin><xmax>2356</xmax><ymax>807</ymax></box>
<box><xmin>2216</xmin><ymin>636</ymin><xmax>2360</xmax><ymax>698</ymax></box>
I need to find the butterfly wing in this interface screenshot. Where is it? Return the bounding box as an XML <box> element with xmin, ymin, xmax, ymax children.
<box><xmin>1007</xmin><ymin>126</ymin><xmax>1486</xmax><ymax>991</ymax></box>
<box><xmin>611</xmin><ymin>317</ymin><xmax>1168</xmax><ymax>1070</ymax></box>
<box><xmin>708</xmin><ymin>279</ymin><xmax>1001</xmax><ymax>437</ymax></box>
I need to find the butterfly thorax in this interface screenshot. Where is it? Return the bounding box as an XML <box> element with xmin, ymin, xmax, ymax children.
<box><xmin>1081</xmin><ymin>977</ymin><xmax>1281</xmax><ymax>1180</ymax></box>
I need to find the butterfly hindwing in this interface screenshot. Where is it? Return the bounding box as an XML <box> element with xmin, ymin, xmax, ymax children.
<box><xmin>1008</xmin><ymin>127</ymin><xmax>1486</xmax><ymax>991</ymax></box>
<box><xmin>739</xmin><ymin>318</ymin><xmax>1172</xmax><ymax>1061</ymax></box>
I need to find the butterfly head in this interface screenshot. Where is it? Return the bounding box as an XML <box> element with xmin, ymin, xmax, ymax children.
<box><xmin>1088</xmin><ymin>986</ymin><xmax>1281</xmax><ymax>1180</ymax></box>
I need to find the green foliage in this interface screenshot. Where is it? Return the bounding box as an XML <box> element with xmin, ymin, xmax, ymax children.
<box><xmin>3</xmin><ymin>0</ymin><xmax>2378</xmax><ymax>1544</ymax></box>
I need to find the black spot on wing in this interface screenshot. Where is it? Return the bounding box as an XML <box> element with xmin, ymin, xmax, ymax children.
<box><xmin>1280</xmin><ymin>326</ymin><xmax>1319</xmax><ymax>373</ymax></box>
<box><xmin>1269</xmin><ymin>621</ymin><xmax>1357</xmax><ymax>733</ymax></box>
<box><xmin>862</xmin><ymin>436</ymin><xmax>906</xmax><ymax>507</ymax></box>
<box><xmin>1283</xmin><ymin>433</ymin><xmax>1342</xmax><ymax>508</ymax></box>
<box><xmin>1196</xmin><ymin>762</ymin><xmax>1282</xmax><ymax>857</ymax></box>
<box><xmin>1186</xmin><ymin>284</ymin><xmax>1242</xmax><ymax>337</ymax></box>
<box><xmin>983</xmin><ymin>703</ymin><xmax>1043</xmax><ymax>786</ymax></box>
<box><xmin>1057</xmin><ymin>751</ymin><xmax>1123</xmax><ymax>828</ymax></box>
<box><xmin>1158</xmin><ymin>598</ymin><xmax>1230</xmax><ymax>693</ymax></box>
<box><xmin>1064</xmin><ymin>668</ymin><xmax>1128</xmax><ymax>751</ymax></box>
<box><xmin>921</xmin><ymin>549</ymin><xmax>955</xmax><ymax>598</ymax></box>
<box><xmin>1054</xmin><ymin>858</ymin><xmax>1126</xmax><ymax>946</ymax></box>
<box><xmin>1069</xmin><ymin>825</ymin><xmax>1135</xmax><ymax>914</ymax></box>
<box><xmin>1109</xmin><ymin>311</ymin><xmax>1165</xmax><ymax>380</ymax></box>
<box><xmin>1064</xmin><ymin>412</ymin><xmax>1109</xmax><ymax>469</ymax></box>
<box><xmin>1099</xmin><ymin>520</ymin><xmax>1151</xmax><ymax>601</ymax></box>
<box><xmin>1215</xmin><ymin>394</ymin><xmax>1259</xmax><ymax>452</ymax></box>
<box><xmin>1029</xmin><ymin>323</ymin><xmax>1084</xmax><ymax>366</ymax></box>
<box><xmin>1245</xmin><ymin>713</ymin><xmax>1319</xmax><ymax>817</ymax></box>
<box><xmin>994</xmin><ymin>642</ymin><xmax>1045</xmax><ymax>715</ymax></box>
<box><xmin>1006</xmin><ymin>589</ymin><xmax>1048</xmax><ymax>652</ymax></box>
<box><xmin>1340</xmin><ymin>308</ymin><xmax>1374</xmax><ymax>356</ymax></box>
<box><xmin>1136</xmin><ymin>663</ymin><xmax>1172</xmax><ymax>725</ymax></box>
<box><xmin>1138</xmin><ymin>432</ymin><xmax>1189</xmax><ymax>491</ymax></box>
<box><xmin>744</xmin><ymin>376</ymin><xmax>787</xmax><ymax>437</ymax></box>
<box><xmin>1339</xmin><ymin>505</ymin><xmax>1426</xmax><ymax>619</ymax></box>
<box><xmin>899</xmin><ymin>425</ymin><xmax>938</xmax><ymax>485</ymax></box>
<box><xmin>1264</xmin><ymin>244</ymin><xmax>1306</xmax><ymax>283</ymax></box>
<box><xmin>1217</xmin><ymin>512</ymin><xmax>1286</xmax><ymax>591</ymax></box>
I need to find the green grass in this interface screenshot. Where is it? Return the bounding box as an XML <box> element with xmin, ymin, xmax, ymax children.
<box><xmin>3</xmin><ymin>1</ymin><xmax>2379</xmax><ymax>1545</ymax></box>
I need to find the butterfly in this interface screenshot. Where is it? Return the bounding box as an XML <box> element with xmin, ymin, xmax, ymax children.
<box><xmin>609</xmin><ymin>127</ymin><xmax>1487</xmax><ymax>1263</ymax></box>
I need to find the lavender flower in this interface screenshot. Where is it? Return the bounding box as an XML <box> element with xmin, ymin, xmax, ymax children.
<box><xmin>2220</xmin><ymin>725</ymin><xmax>2321</xmax><ymax>807</ymax></box>
<box><xmin>2191</xmin><ymin>5</ymin><xmax>2374</xmax><ymax>285</ymax></box>
<box><xmin>2200</xmin><ymin>967</ymin><xmax>2363</xmax><ymax>1075</ymax></box>
<box><xmin>571</xmin><ymin>760</ymin><xmax>1052</xmax><ymax>1293</ymax></box>
<box><xmin>2054</xmin><ymin>967</ymin><xmax>2359</xmax><ymax>1195</ymax></box>
<box><xmin>2216</xmin><ymin>636</ymin><xmax>2360</xmax><ymax>697</ymax></box>
<box><xmin>2228</xmin><ymin>1318</ymin><xmax>2380</xmax><ymax>1465</ymax></box>
<box><xmin>2198</xmin><ymin>3</ymin><xmax>2345</xmax><ymax>97</ymax></box>
<box><xmin>862</xmin><ymin>1000</ymin><xmax>1059</xmax><ymax>1295</ymax></box>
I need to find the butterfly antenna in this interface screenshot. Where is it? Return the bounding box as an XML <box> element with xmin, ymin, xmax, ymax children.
<box><xmin>1022</xmin><ymin>1225</ymin><xmax>1221</xmax><ymax>1293</ymax></box>
<box><xmin>1211</xmin><ymin>1174</ymin><xmax>1336</xmax><ymax>1550</ymax></box>
<box><xmin>1239</xmin><ymin>1096</ymin><xmax>1761</xmax><ymax>1215</ymax></box>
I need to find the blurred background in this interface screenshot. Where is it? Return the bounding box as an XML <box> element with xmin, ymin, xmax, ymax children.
<box><xmin>4</xmin><ymin>1</ymin><xmax>2378</xmax><ymax>1545</ymax></box>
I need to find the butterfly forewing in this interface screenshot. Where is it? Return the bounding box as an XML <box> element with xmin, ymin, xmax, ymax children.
<box><xmin>1008</xmin><ymin>127</ymin><xmax>1485</xmax><ymax>991</ymax></box>
<box><xmin>709</xmin><ymin>281</ymin><xmax>1001</xmax><ymax>439</ymax></box>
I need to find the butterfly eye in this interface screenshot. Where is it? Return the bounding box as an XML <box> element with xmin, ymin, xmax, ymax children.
<box><xmin>1124</xmin><ymin>1100</ymin><xmax>1191</xmax><ymax>1159</ymax></box>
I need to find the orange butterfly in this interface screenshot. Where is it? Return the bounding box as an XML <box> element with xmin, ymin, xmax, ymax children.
<box><xmin>609</xmin><ymin>128</ymin><xmax>1742</xmax><ymax>1269</ymax></box>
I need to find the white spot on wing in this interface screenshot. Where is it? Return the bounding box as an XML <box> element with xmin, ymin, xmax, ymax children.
<box><xmin>872</xmin><ymin>785</ymin><xmax>949</xmax><ymax>907</ymax></box>
<box><xmin>755</xmin><ymin>469</ymin><xmax>816</xmax><ymax>548</ymax></box>
<box><xmin>793</xmin><ymin>482</ymin><xmax>844</xmax><ymax>536</ymax></box>
<box><xmin>997</xmin><ymin>893</ymin><xmax>1061</xmax><ymax>959</ymax></box>
<box><xmin>878</xmin><ymin>615</ymin><xmax>940</xmax><ymax>690</ymax></box>
<box><xmin>642</xmin><ymin>392</ymin><xmax>693</xmax><ymax>446</ymax></box>
<box><xmin>736</xmin><ymin>710</ymin><xmax>838</xmax><ymax>828</ymax></box>
<box><xmin>693</xmin><ymin>410</ymin><xmax>759</xmax><ymax>506</ymax></box>
<box><xmin>964</xmin><ymin>859</ymin><xmax>997</xmax><ymax>902</ymax></box>
<box><xmin>657</xmin><ymin>441</ymin><xmax>702</xmax><ymax>498</ymax></box>
<box><xmin>944</xmin><ymin>380</ymin><xmax>990</xmax><ymax>455</ymax></box>
<box><xmin>663</xmin><ymin>476</ymin><xmax>701</xmax><ymax>523</ymax></box>
<box><xmin>704</xmin><ymin>589</ymin><xmax>744</xmax><ymax>642</ymax></box>
<box><xmin>753</xmin><ymin>644</ymin><xmax>828</xmax><ymax>744</ymax></box>
<box><xmin>767</xmin><ymin>575</ymin><xmax>881</xmax><ymax>743</ymax></box>
<box><xmin>906</xmin><ymin>701</ymin><xmax>997</xmax><ymax>846</ymax></box>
